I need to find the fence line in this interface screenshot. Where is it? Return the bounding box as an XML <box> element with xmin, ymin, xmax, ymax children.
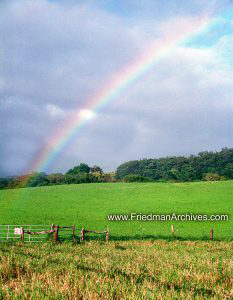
<box><xmin>0</xmin><ymin>224</ymin><xmax>109</xmax><ymax>243</ymax></box>
<box><xmin>0</xmin><ymin>224</ymin><xmax>231</xmax><ymax>243</ymax></box>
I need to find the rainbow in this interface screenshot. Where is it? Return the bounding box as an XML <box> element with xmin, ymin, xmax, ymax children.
<box><xmin>26</xmin><ymin>12</ymin><xmax>219</xmax><ymax>174</ymax></box>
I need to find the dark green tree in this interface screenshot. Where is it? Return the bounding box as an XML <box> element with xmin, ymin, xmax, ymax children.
<box><xmin>66</xmin><ymin>163</ymin><xmax>90</xmax><ymax>175</ymax></box>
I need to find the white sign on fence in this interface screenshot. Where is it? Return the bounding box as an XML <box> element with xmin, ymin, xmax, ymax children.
<box><xmin>14</xmin><ymin>228</ymin><xmax>23</xmax><ymax>235</ymax></box>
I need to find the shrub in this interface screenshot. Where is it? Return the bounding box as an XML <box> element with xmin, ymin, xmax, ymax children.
<box><xmin>203</xmin><ymin>173</ymin><xmax>225</xmax><ymax>181</ymax></box>
<box><xmin>123</xmin><ymin>174</ymin><xmax>150</xmax><ymax>182</ymax></box>
<box><xmin>27</xmin><ymin>172</ymin><xmax>49</xmax><ymax>187</ymax></box>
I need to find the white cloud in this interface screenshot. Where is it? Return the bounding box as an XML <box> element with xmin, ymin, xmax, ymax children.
<box><xmin>213</xmin><ymin>35</ymin><xmax>233</xmax><ymax>65</ymax></box>
<box><xmin>46</xmin><ymin>104</ymin><xmax>64</xmax><ymax>118</ymax></box>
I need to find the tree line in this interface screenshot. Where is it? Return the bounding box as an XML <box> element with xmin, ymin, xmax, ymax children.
<box><xmin>0</xmin><ymin>148</ymin><xmax>233</xmax><ymax>189</ymax></box>
<box><xmin>0</xmin><ymin>164</ymin><xmax>115</xmax><ymax>189</ymax></box>
<box><xmin>116</xmin><ymin>147</ymin><xmax>233</xmax><ymax>182</ymax></box>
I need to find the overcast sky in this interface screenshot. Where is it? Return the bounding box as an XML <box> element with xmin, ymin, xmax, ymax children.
<box><xmin>0</xmin><ymin>0</ymin><xmax>233</xmax><ymax>176</ymax></box>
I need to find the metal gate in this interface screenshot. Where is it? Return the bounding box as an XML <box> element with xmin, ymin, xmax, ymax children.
<box><xmin>0</xmin><ymin>225</ymin><xmax>52</xmax><ymax>243</ymax></box>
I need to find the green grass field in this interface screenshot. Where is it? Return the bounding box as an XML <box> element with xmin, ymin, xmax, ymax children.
<box><xmin>0</xmin><ymin>181</ymin><xmax>232</xmax><ymax>240</ymax></box>
<box><xmin>0</xmin><ymin>181</ymin><xmax>232</xmax><ymax>299</ymax></box>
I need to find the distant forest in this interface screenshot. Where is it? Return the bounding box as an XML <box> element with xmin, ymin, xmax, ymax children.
<box><xmin>0</xmin><ymin>148</ymin><xmax>233</xmax><ymax>189</ymax></box>
<box><xmin>116</xmin><ymin>148</ymin><xmax>233</xmax><ymax>182</ymax></box>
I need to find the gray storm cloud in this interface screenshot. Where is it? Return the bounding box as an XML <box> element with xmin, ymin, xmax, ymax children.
<box><xmin>0</xmin><ymin>0</ymin><xmax>232</xmax><ymax>176</ymax></box>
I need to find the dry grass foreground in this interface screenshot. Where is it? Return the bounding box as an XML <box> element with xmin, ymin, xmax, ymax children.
<box><xmin>0</xmin><ymin>240</ymin><xmax>232</xmax><ymax>299</ymax></box>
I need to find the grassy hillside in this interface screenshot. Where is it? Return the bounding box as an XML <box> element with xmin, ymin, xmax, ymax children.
<box><xmin>0</xmin><ymin>181</ymin><xmax>232</xmax><ymax>240</ymax></box>
<box><xmin>0</xmin><ymin>240</ymin><xmax>232</xmax><ymax>299</ymax></box>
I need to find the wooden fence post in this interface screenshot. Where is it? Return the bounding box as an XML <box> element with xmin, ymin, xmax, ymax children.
<box><xmin>210</xmin><ymin>229</ymin><xmax>214</xmax><ymax>240</ymax></box>
<box><xmin>80</xmin><ymin>228</ymin><xmax>84</xmax><ymax>242</ymax></box>
<box><xmin>51</xmin><ymin>224</ymin><xmax>55</xmax><ymax>242</ymax></box>
<box><xmin>20</xmin><ymin>227</ymin><xmax>24</xmax><ymax>242</ymax></box>
<box><xmin>106</xmin><ymin>229</ymin><xmax>109</xmax><ymax>242</ymax></box>
<box><xmin>171</xmin><ymin>225</ymin><xmax>174</xmax><ymax>237</ymax></box>
<box><xmin>72</xmin><ymin>225</ymin><xmax>76</xmax><ymax>242</ymax></box>
<box><xmin>54</xmin><ymin>225</ymin><xmax>59</xmax><ymax>244</ymax></box>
